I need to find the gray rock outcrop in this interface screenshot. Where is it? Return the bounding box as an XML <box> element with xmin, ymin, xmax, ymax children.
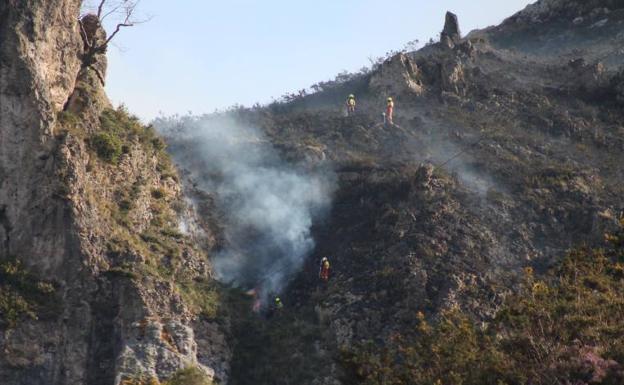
<box><xmin>369</xmin><ymin>53</ymin><xmax>424</xmax><ymax>98</ymax></box>
<box><xmin>441</xmin><ymin>11</ymin><xmax>461</xmax><ymax>45</ymax></box>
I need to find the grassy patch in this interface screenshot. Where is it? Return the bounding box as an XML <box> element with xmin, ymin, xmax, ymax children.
<box><xmin>164</xmin><ymin>367</ymin><xmax>214</xmax><ymax>385</ymax></box>
<box><xmin>102</xmin><ymin>265</ymin><xmax>138</xmax><ymax>280</ymax></box>
<box><xmin>119</xmin><ymin>367</ymin><xmax>214</xmax><ymax>385</ymax></box>
<box><xmin>120</xmin><ymin>377</ymin><xmax>160</xmax><ymax>385</ymax></box>
<box><xmin>178</xmin><ymin>279</ymin><xmax>220</xmax><ymax>319</ymax></box>
<box><xmin>0</xmin><ymin>259</ymin><xmax>60</xmax><ymax>329</ymax></box>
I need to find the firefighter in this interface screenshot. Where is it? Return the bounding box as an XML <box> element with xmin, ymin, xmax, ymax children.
<box><xmin>386</xmin><ymin>97</ymin><xmax>394</xmax><ymax>125</ymax></box>
<box><xmin>319</xmin><ymin>257</ymin><xmax>331</xmax><ymax>282</ymax></box>
<box><xmin>346</xmin><ymin>94</ymin><xmax>356</xmax><ymax>116</ymax></box>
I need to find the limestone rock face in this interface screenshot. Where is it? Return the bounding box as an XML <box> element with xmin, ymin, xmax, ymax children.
<box><xmin>0</xmin><ymin>0</ymin><xmax>83</xmax><ymax>280</ymax></box>
<box><xmin>0</xmin><ymin>2</ymin><xmax>91</xmax><ymax>383</ymax></box>
<box><xmin>0</xmin><ymin>2</ymin><xmax>230</xmax><ymax>385</ymax></box>
<box><xmin>0</xmin><ymin>0</ymin><xmax>84</xmax><ymax>113</ymax></box>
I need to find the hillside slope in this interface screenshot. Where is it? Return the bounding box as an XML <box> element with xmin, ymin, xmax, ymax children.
<box><xmin>161</xmin><ymin>2</ymin><xmax>624</xmax><ymax>384</ymax></box>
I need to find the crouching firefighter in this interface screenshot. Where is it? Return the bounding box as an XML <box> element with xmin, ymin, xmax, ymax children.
<box><xmin>273</xmin><ymin>297</ymin><xmax>284</xmax><ymax>313</ymax></box>
<box><xmin>319</xmin><ymin>257</ymin><xmax>331</xmax><ymax>282</ymax></box>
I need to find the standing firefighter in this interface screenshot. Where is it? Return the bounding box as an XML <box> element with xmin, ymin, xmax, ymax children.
<box><xmin>386</xmin><ymin>97</ymin><xmax>394</xmax><ymax>125</ymax></box>
<box><xmin>319</xmin><ymin>257</ymin><xmax>331</xmax><ymax>282</ymax></box>
<box><xmin>346</xmin><ymin>94</ymin><xmax>356</xmax><ymax>116</ymax></box>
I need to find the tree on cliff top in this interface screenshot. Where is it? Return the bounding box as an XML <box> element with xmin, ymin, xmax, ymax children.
<box><xmin>79</xmin><ymin>0</ymin><xmax>149</xmax><ymax>61</ymax></box>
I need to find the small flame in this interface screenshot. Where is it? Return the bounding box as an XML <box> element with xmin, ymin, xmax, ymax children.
<box><xmin>246</xmin><ymin>287</ymin><xmax>263</xmax><ymax>313</ymax></box>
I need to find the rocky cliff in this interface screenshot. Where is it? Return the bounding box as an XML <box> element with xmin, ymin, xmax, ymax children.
<box><xmin>0</xmin><ymin>2</ymin><xmax>228</xmax><ymax>384</ymax></box>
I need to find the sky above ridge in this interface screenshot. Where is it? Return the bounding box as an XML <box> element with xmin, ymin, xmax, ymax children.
<box><xmin>88</xmin><ymin>0</ymin><xmax>535</xmax><ymax>121</ymax></box>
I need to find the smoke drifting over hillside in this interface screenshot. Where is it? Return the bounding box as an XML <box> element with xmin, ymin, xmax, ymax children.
<box><xmin>155</xmin><ymin>114</ymin><xmax>334</xmax><ymax>299</ymax></box>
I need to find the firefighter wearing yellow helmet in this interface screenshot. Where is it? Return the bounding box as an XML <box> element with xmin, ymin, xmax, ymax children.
<box><xmin>274</xmin><ymin>297</ymin><xmax>283</xmax><ymax>310</ymax></box>
<box><xmin>386</xmin><ymin>97</ymin><xmax>394</xmax><ymax>125</ymax></box>
<box><xmin>346</xmin><ymin>94</ymin><xmax>356</xmax><ymax>116</ymax></box>
<box><xmin>319</xmin><ymin>257</ymin><xmax>331</xmax><ymax>282</ymax></box>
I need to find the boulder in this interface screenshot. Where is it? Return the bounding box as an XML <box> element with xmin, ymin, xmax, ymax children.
<box><xmin>369</xmin><ymin>53</ymin><xmax>424</xmax><ymax>97</ymax></box>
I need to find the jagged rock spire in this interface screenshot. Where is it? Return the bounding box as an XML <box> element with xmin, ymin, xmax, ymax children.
<box><xmin>441</xmin><ymin>11</ymin><xmax>461</xmax><ymax>42</ymax></box>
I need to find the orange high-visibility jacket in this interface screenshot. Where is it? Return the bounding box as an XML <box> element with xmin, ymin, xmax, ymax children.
<box><xmin>320</xmin><ymin>260</ymin><xmax>330</xmax><ymax>278</ymax></box>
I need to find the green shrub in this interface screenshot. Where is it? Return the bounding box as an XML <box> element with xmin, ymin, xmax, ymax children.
<box><xmin>178</xmin><ymin>279</ymin><xmax>220</xmax><ymax>319</ymax></box>
<box><xmin>151</xmin><ymin>188</ymin><xmax>166</xmax><ymax>199</ymax></box>
<box><xmin>92</xmin><ymin>107</ymin><xmax>172</xmax><ymax>166</ymax></box>
<box><xmin>92</xmin><ymin>132</ymin><xmax>123</xmax><ymax>163</ymax></box>
<box><xmin>164</xmin><ymin>367</ymin><xmax>214</xmax><ymax>385</ymax></box>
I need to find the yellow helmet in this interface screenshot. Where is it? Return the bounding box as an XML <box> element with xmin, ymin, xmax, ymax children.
<box><xmin>348</xmin><ymin>94</ymin><xmax>355</xmax><ymax>99</ymax></box>
<box><xmin>275</xmin><ymin>297</ymin><xmax>281</xmax><ymax>302</ymax></box>
<box><xmin>387</xmin><ymin>97</ymin><xmax>393</xmax><ymax>102</ymax></box>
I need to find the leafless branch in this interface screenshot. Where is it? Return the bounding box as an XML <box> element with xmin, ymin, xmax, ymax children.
<box><xmin>105</xmin><ymin>22</ymin><xmax>134</xmax><ymax>46</ymax></box>
<box><xmin>101</xmin><ymin>1</ymin><xmax>151</xmax><ymax>46</ymax></box>
<box><xmin>97</xmin><ymin>0</ymin><xmax>106</xmax><ymax>19</ymax></box>
<box><xmin>100</xmin><ymin>3</ymin><xmax>124</xmax><ymax>22</ymax></box>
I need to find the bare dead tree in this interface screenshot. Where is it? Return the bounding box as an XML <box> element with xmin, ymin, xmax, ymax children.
<box><xmin>79</xmin><ymin>0</ymin><xmax>149</xmax><ymax>63</ymax></box>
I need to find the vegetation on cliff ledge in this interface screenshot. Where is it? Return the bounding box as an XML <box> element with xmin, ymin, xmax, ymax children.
<box><xmin>94</xmin><ymin>107</ymin><xmax>168</xmax><ymax>165</ymax></box>
<box><xmin>0</xmin><ymin>259</ymin><xmax>59</xmax><ymax>329</ymax></box>
<box><xmin>120</xmin><ymin>366</ymin><xmax>214</xmax><ymax>385</ymax></box>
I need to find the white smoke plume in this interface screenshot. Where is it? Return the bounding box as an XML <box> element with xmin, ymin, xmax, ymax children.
<box><xmin>154</xmin><ymin>114</ymin><xmax>334</xmax><ymax>300</ymax></box>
